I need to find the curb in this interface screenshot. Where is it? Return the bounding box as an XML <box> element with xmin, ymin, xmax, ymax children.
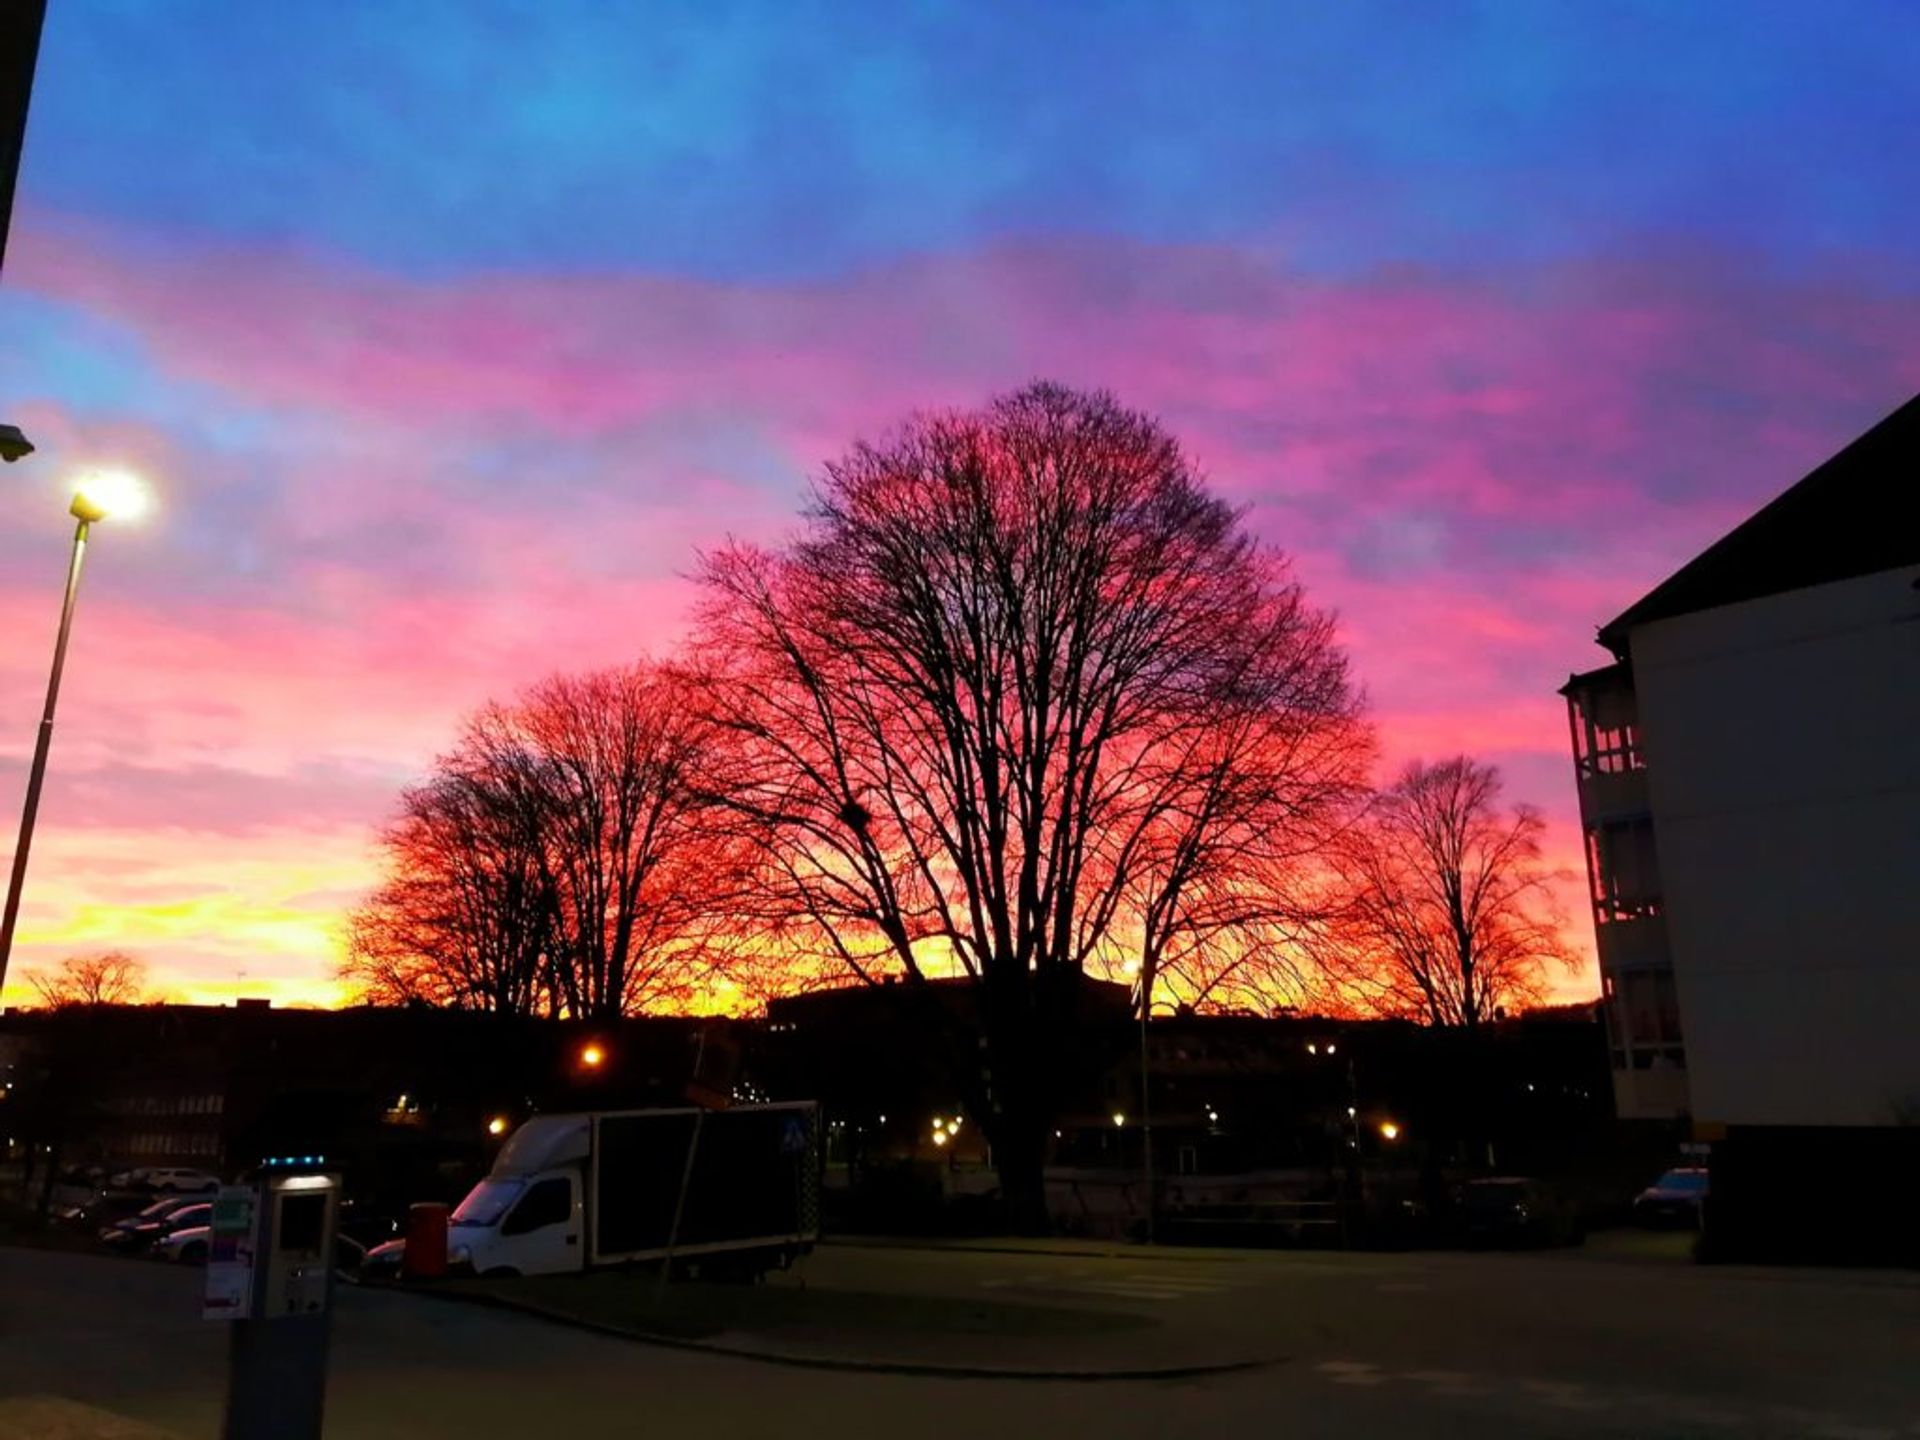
<box><xmin>390</xmin><ymin>1281</ymin><xmax>1279</xmax><ymax>1383</ymax></box>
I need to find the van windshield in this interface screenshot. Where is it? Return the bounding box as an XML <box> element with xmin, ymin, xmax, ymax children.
<box><xmin>450</xmin><ymin>1178</ymin><xmax>524</xmax><ymax>1228</ymax></box>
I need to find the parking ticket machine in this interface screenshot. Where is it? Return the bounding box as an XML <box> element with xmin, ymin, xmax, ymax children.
<box><xmin>260</xmin><ymin>1172</ymin><xmax>338</xmax><ymax>1316</ymax></box>
<box><xmin>217</xmin><ymin>1158</ymin><xmax>341</xmax><ymax>1440</ymax></box>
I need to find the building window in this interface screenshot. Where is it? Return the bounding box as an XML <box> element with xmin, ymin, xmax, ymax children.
<box><xmin>1605</xmin><ymin>967</ymin><xmax>1686</xmax><ymax>1072</ymax></box>
<box><xmin>1587</xmin><ymin>719</ymin><xmax>1645</xmax><ymax>776</ymax></box>
<box><xmin>1588</xmin><ymin>817</ymin><xmax>1662</xmax><ymax>923</ymax></box>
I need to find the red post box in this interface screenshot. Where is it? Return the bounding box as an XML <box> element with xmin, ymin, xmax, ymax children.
<box><xmin>402</xmin><ymin>1201</ymin><xmax>448</xmax><ymax>1279</ymax></box>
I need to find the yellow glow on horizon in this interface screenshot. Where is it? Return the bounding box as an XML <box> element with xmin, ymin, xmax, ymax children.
<box><xmin>0</xmin><ymin>815</ymin><xmax>1600</xmax><ymax>1019</ymax></box>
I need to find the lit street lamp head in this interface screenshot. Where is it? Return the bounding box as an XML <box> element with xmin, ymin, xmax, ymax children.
<box><xmin>69</xmin><ymin>469</ymin><xmax>150</xmax><ymax>524</ymax></box>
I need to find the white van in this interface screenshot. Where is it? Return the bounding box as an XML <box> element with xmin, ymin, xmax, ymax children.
<box><xmin>446</xmin><ymin>1103</ymin><xmax>820</xmax><ymax>1279</ymax></box>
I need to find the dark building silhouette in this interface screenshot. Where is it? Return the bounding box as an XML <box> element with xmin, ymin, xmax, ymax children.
<box><xmin>6</xmin><ymin>984</ymin><xmax>1617</xmax><ymax>1242</ymax></box>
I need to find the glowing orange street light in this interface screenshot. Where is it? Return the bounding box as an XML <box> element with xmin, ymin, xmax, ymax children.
<box><xmin>580</xmin><ymin>1043</ymin><xmax>605</xmax><ymax>1069</ymax></box>
<box><xmin>1378</xmin><ymin>1120</ymin><xmax>1402</xmax><ymax>1142</ymax></box>
<box><xmin>486</xmin><ymin>1116</ymin><xmax>509</xmax><ymax>1137</ymax></box>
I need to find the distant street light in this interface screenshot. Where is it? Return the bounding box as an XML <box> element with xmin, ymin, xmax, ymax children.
<box><xmin>1378</xmin><ymin>1120</ymin><xmax>1402</xmax><ymax>1142</ymax></box>
<box><xmin>579</xmin><ymin>1043</ymin><xmax>606</xmax><ymax>1069</ymax></box>
<box><xmin>0</xmin><ymin>470</ymin><xmax>151</xmax><ymax>998</ymax></box>
<box><xmin>486</xmin><ymin>1116</ymin><xmax>509</xmax><ymax>1137</ymax></box>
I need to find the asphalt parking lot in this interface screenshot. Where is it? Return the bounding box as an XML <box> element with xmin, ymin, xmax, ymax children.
<box><xmin>3</xmin><ymin>1235</ymin><xmax>1917</xmax><ymax>1439</ymax></box>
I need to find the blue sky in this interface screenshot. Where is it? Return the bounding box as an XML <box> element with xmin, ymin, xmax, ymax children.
<box><xmin>24</xmin><ymin>1</ymin><xmax>1920</xmax><ymax>279</ymax></box>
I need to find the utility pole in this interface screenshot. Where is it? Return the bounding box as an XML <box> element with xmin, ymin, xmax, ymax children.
<box><xmin>0</xmin><ymin>0</ymin><xmax>48</xmax><ymax>273</ymax></box>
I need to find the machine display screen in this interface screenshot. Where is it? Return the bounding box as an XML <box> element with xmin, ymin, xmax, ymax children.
<box><xmin>279</xmin><ymin>1193</ymin><xmax>326</xmax><ymax>1253</ymax></box>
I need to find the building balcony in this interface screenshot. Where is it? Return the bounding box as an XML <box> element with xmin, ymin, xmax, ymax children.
<box><xmin>1575</xmin><ymin>765</ymin><xmax>1650</xmax><ymax>824</ymax></box>
<box><xmin>1595</xmin><ymin>912</ymin><xmax>1670</xmax><ymax>973</ymax></box>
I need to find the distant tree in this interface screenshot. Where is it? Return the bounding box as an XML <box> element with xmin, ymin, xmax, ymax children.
<box><xmin>28</xmin><ymin>951</ymin><xmax>149</xmax><ymax>1008</ymax></box>
<box><xmin>514</xmin><ymin>666</ymin><xmax>749</xmax><ymax>1018</ymax></box>
<box><xmin>345</xmin><ymin>736</ymin><xmax>558</xmax><ymax>1015</ymax></box>
<box><xmin>1331</xmin><ymin>756</ymin><xmax>1574</xmax><ymax>1028</ymax></box>
<box><xmin>696</xmin><ymin>383</ymin><xmax>1369</xmax><ymax>1224</ymax></box>
<box><xmin>343</xmin><ymin>663</ymin><xmax>748</xmax><ymax>1018</ymax></box>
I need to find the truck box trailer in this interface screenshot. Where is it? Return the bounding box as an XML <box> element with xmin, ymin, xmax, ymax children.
<box><xmin>445</xmin><ymin>1102</ymin><xmax>820</xmax><ymax>1278</ymax></box>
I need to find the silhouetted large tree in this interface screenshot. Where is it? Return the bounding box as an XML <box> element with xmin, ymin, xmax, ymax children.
<box><xmin>1332</xmin><ymin>756</ymin><xmax>1573</xmax><ymax>1028</ymax></box>
<box><xmin>697</xmin><ymin>383</ymin><xmax>1368</xmax><ymax>1222</ymax></box>
<box><xmin>345</xmin><ymin>664</ymin><xmax>744</xmax><ymax>1018</ymax></box>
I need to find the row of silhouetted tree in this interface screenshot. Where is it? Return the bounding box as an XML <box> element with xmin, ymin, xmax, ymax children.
<box><xmin>340</xmin><ymin>383</ymin><xmax>1574</xmax><ymax>1221</ymax></box>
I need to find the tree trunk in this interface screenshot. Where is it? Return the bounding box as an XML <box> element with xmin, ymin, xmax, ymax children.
<box><xmin>989</xmin><ymin>1098</ymin><xmax>1051</xmax><ymax>1235</ymax></box>
<box><xmin>978</xmin><ymin>966</ymin><xmax>1073</xmax><ymax>1235</ymax></box>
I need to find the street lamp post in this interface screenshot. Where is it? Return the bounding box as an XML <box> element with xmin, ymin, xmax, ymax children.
<box><xmin>0</xmin><ymin>472</ymin><xmax>148</xmax><ymax>998</ymax></box>
<box><xmin>1132</xmin><ymin>964</ymin><xmax>1155</xmax><ymax>1245</ymax></box>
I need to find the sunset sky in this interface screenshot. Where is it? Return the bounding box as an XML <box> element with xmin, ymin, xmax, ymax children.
<box><xmin>3</xmin><ymin>2</ymin><xmax>1918</xmax><ymax>1009</ymax></box>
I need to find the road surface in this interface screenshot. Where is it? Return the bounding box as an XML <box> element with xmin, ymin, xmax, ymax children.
<box><xmin>2</xmin><ymin>1239</ymin><xmax>1916</xmax><ymax>1438</ymax></box>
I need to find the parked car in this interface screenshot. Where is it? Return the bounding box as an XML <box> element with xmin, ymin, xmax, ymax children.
<box><xmin>155</xmin><ymin>1223</ymin><xmax>212</xmax><ymax>1265</ymax></box>
<box><xmin>335</xmin><ymin>1201</ymin><xmax>403</xmax><ymax>1249</ymax></box>
<box><xmin>97</xmin><ymin>1195</ymin><xmax>203</xmax><ymax>1243</ymax></box>
<box><xmin>147</xmin><ymin>1167</ymin><xmax>221</xmax><ymax>1193</ymax></box>
<box><xmin>1633</xmin><ymin>1167</ymin><xmax>1709</xmax><ymax>1228</ymax></box>
<box><xmin>106</xmin><ymin>1166</ymin><xmax>218</xmax><ymax>1193</ymax></box>
<box><xmin>332</xmin><ymin>1233</ymin><xmax>368</xmax><ymax>1279</ymax></box>
<box><xmin>360</xmin><ymin>1238</ymin><xmax>405</xmax><ymax>1282</ymax></box>
<box><xmin>1455</xmin><ymin>1177</ymin><xmax>1584</xmax><ymax>1248</ymax></box>
<box><xmin>163</xmin><ymin>1226</ymin><xmax>367</xmax><ymax>1276</ymax></box>
<box><xmin>102</xmin><ymin>1201</ymin><xmax>212</xmax><ymax>1254</ymax></box>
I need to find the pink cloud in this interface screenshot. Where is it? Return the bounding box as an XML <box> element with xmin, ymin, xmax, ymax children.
<box><xmin>6</xmin><ymin>216</ymin><xmax>1919</xmax><ymax>1006</ymax></box>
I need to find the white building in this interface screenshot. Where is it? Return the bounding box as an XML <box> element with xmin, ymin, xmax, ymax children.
<box><xmin>1563</xmin><ymin>394</ymin><xmax>1919</xmax><ymax>1259</ymax></box>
